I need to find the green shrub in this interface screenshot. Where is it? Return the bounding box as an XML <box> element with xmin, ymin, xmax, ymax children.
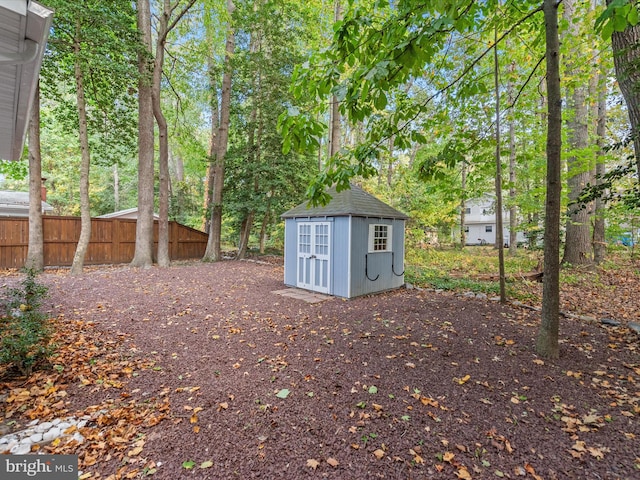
<box><xmin>0</xmin><ymin>269</ymin><xmax>53</xmax><ymax>377</ymax></box>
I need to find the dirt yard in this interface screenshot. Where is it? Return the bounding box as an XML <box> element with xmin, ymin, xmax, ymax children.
<box><xmin>1</xmin><ymin>259</ymin><xmax>639</xmax><ymax>479</ymax></box>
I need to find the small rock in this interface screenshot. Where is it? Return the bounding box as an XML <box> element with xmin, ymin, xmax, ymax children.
<box><xmin>475</xmin><ymin>293</ymin><xmax>487</xmax><ymax>300</ymax></box>
<box><xmin>29</xmin><ymin>433</ymin><xmax>43</xmax><ymax>443</ymax></box>
<box><xmin>489</xmin><ymin>296</ymin><xmax>501</xmax><ymax>302</ymax></box>
<box><xmin>10</xmin><ymin>443</ymin><xmax>31</xmax><ymax>455</ymax></box>
<box><xmin>36</xmin><ymin>421</ymin><xmax>53</xmax><ymax>432</ymax></box>
<box><xmin>19</xmin><ymin>437</ymin><xmax>32</xmax><ymax>444</ymax></box>
<box><xmin>405</xmin><ymin>283</ymin><xmax>414</xmax><ymax>290</ymax></box>
<box><xmin>463</xmin><ymin>291</ymin><xmax>476</xmax><ymax>298</ymax></box>
<box><xmin>77</xmin><ymin>420</ymin><xmax>87</xmax><ymax>429</ymax></box>
<box><xmin>629</xmin><ymin>322</ymin><xmax>640</xmax><ymax>334</ymax></box>
<box><xmin>27</xmin><ymin>419</ymin><xmax>39</xmax><ymax>427</ymax></box>
<box><xmin>57</xmin><ymin>422</ymin><xmax>71</xmax><ymax>431</ymax></box>
<box><xmin>72</xmin><ymin>432</ymin><xmax>85</xmax><ymax>444</ymax></box>
<box><xmin>600</xmin><ymin>318</ymin><xmax>620</xmax><ymax>327</ymax></box>
<box><xmin>51</xmin><ymin>419</ymin><xmax>61</xmax><ymax>426</ymax></box>
<box><xmin>43</xmin><ymin>427</ymin><xmax>61</xmax><ymax>443</ymax></box>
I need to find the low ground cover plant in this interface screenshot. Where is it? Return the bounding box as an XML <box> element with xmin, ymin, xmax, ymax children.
<box><xmin>0</xmin><ymin>269</ymin><xmax>53</xmax><ymax>377</ymax></box>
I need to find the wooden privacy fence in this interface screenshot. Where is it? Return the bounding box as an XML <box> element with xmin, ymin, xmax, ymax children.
<box><xmin>0</xmin><ymin>216</ymin><xmax>209</xmax><ymax>269</ymax></box>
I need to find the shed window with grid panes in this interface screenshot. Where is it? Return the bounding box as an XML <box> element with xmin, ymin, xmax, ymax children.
<box><xmin>368</xmin><ymin>224</ymin><xmax>392</xmax><ymax>252</ymax></box>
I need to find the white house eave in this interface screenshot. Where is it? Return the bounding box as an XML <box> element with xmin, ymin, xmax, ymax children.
<box><xmin>0</xmin><ymin>1</ymin><xmax>54</xmax><ymax>161</ymax></box>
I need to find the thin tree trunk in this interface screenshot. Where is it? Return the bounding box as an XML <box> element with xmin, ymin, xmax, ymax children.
<box><xmin>259</xmin><ymin>205</ymin><xmax>270</xmax><ymax>254</ymax></box>
<box><xmin>203</xmin><ymin>31</ymin><xmax>220</xmax><ymax>233</ymax></box>
<box><xmin>131</xmin><ymin>0</ymin><xmax>155</xmax><ymax>268</ymax></box>
<box><xmin>237</xmin><ymin>211</ymin><xmax>255</xmax><ymax>259</ymax></box>
<box><xmin>204</xmin><ymin>0</ymin><xmax>235</xmax><ymax>262</ymax></box>
<box><xmin>154</xmin><ymin>1</ymin><xmax>171</xmax><ymax>267</ymax></box>
<box><xmin>493</xmin><ymin>23</ymin><xmax>506</xmax><ymax>302</ymax></box>
<box><xmin>71</xmin><ymin>26</ymin><xmax>92</xmax><ymax>276</ymax></box>
<box><xmin>536</xmin><ymin>0</ymin><xmax>562</xmax><ymax>360</ymax></box>
<box><xmin>460</xmin><ymin>163</ymin><xmax>467</xmax><ymax>248</ymax></box>
<box><xmin>113</xmin><ymin>163</ymin><xmax>120</xmax><ymax>211</ymax></box>
<box><xmin>26</xmin><ymin>83</ymin><xmax>44</xmax><ymax>272</ymax></box>
<box><xmin>561</xmin><ymin>0</ymin><xmax>593</xmax><ymax>266</ymax></box>
<box><xmin>328</xmin><ymin>0</ymin><xmax>342</xmax><ymax>159</ymax></box>
<box><xmin>593</xmin><ymin>71</ymin><xmax>607</xmax><ymax>264</ymax></box>
<box><xmin>507</xmin><ymin>60</ymin><xmax>518</xmax><ymax>257</ymax></box>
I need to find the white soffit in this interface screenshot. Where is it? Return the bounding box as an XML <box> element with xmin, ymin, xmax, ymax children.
<box><xmin>0</xmin><ymin>0</ymin><xmax>53</xmax><ymax>161</ymax></box>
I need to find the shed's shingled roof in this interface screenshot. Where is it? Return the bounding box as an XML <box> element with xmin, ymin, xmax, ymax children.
<box><xmin>281</xmin><ymin>184</ymin><xmax>409</xmax><ymax>219</ymax></box>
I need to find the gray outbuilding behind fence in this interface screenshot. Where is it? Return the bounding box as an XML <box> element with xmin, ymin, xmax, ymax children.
<box><xmin>281</xmin><ymin>184</ymin><xmax>409</xmax><ymax>299</ymax></box>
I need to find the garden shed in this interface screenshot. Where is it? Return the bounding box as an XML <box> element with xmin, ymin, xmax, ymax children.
<box><xmin>281</xmin><ymin>184</ymin><xmax>409</xmax><ymax>298</ymax></box>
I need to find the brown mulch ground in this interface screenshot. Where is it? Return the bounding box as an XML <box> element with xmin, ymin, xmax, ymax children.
<box><xmin>1</xmin><ymin>259</ymin><xmax>639</xmax><ymax>479</ymax></box>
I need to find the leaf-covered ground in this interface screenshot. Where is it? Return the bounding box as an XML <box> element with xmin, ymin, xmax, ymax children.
<box><xmin>1</xmin><ymin>260</ymin><xmax>639</xmax><ymax>479</ymax></box>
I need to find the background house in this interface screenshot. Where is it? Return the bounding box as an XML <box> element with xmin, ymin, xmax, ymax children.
<box><xmin>281</xmin><ymin>185</ymin><xmax>408</xmax><ymax>298</ymax></box>
<box><xmin>97</xmin><ymin>207</ymin><xmax>159</xmax><ymax>220</ymax></box>
<box><xmin>0</xmin><ymin>190</ymin><xmax>53</xmax><ymax>217</ymax></box>
<box><xmin>462</xmin><ymin>195</ymin><xmax>526</xmax><ymax>246</ymax></box>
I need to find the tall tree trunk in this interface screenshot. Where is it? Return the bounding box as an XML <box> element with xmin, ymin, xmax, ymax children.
<box><xmin>71</xmin><ymin>26</ymin><xmax>92</xmax><ymax>276</ymax></box>
<box><xmin>153</xmin><ymin>0</ymin><xmax>196</xmax><ymax>266</ymax></box>
<box><xmin>607</xmin><ymin>0</ymin><xmax>640</xmax><ymax>179</ymax></box>
<box><xmin>26</xmin><ymin>83</ymin><xmax>44</xmax><ymax>272</ymax></box>
<box><xmin>237</xmin><ymin>211</ymin><xmax>255</xmax><ymax>259</ymax></box>
<box><xmin>593</xmin><ymin>71</ymin><xmax>607</xmax><ymax>264</ymax></box>
<box><xmin>493</xmin><ymin>23</ymin><xmax>506</xmax><ymax>302</ymax></box>
<box><xmin>204</xmin><ymin>0</ymin><xmax>235</xmax><ymax>262</ymax></box>
<box><xmin>131</xmin><ymin>0</ymin><xmax>155</xmax><ymax>268</ymax></box>
<box><xmin>537</xmin><ymin>0</ymin><xmax>562</xmax><ymax>360</ymax></box>
<box><xmin>154</xmin><ymin>1</ymin><xmax>171</xmax><ymax>267</ymax></box>
<box><xmin>203</xmin><ymin>29</ymin><xmax>220</xmax><ymax>233</ymax></box>
<box><xmin>507</xmin><ymin>60</ymin><xmax>518</xmax><ymax>257</ymax></box>
<box><xmin>561</xmin><ymin>0</ymin><xmax>593</xmax><ymax>266</ymax></box>
<box><xmin>328</xmin><ymin>0</ymin><xmax>342</xmax><ymax>159</ymax></box>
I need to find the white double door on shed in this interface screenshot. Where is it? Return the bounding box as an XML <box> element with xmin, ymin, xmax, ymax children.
<box><xmin>297</xmin><ymin>222</ymin><xmax>331</xmax><ymax>294</ymax></box>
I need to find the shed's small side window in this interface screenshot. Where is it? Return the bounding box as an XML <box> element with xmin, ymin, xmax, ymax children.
<box><xmin>485</xmin><ymin>225</ymin><xmax>493</xmax><ymax>233</ymax></box>
<box><xmin>368</xmin><ymin>224</ymin><xmax>392</xmax><ymax>252</ymax></box>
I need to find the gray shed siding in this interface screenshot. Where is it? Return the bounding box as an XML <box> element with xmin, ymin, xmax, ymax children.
<box><xmin>283</xmin><ymin>218</ymin><xmax>298</xmax><ymax>287</ymax></box>
<box><xmin>349</xmin><ymin>217</ymin><xmax>405</xmax><ymax>298</ymax></box>
<box><xmin>331</xmin><ymin>216</ymin><xmax>350</xmax><ymax>297</ymax></box>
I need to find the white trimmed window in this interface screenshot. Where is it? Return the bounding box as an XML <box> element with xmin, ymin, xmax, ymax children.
<box><xmin>368</xmin><ymin>224</ymin><xmax>392</xmax><ymax>252</ymax></box>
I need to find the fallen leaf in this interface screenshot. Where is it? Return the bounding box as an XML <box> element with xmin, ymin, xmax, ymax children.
<box><xmin>456</xmin><ymin>467</ymin><xmax>472</xmax><ymax>479</ymax></box>
<box><xmin>128</xmin><ymin>446</ymin><xmax>143</xmax><ymax>457</ymax></box>
<box><xmin>373</xmin><ymin>449</ymin><xmax>385</xmax><ymax>460</ymax></box>
<box><xmin>443</xmin><ymin>451</ymin><xmax>455</xmax><ymax>463</ymax></box>
<box><xmin>327</xmin><ymin>458</ymin><xmax>339</xmax><ymax>467</ymax></box>
<box><xmin>182</xmin><ymin>460</ymin><xmax>196</xmax><ymax>470</ymax></box>
<box><xmin>276</xmin><ymin>389</ymin><xmax>290</xmax><ymax>399</ymax></box>
<box><xmin>457</xmin><ymin>374</ymin><xmax>471</xmax><ymax>385</ymax></box>
<box><xmin>306</xmin><ymin>459</ymin><xmax>320</xmax><ymax>470</ymax></box>
<box><xmin>200</xmin><ymin>460</ymin><xmax>213</xmax><ymax>469</ymax></box>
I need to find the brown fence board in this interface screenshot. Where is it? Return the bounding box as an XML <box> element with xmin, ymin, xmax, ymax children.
<box><xmin>0</xmin><ymin>216</ymin><xmax>208</xmax><ymax>269</ymax></box>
